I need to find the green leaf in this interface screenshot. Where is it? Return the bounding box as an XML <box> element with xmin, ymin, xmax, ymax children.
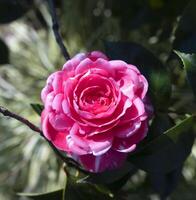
<box><xmin>146</xmin><ymin>113</ymin><xmax>174</xmax><ymax>141</ymax></box>
<box><xmin>128</xmin><ymin>115</ymin><xmax>195</xmax><ymax>173</ymax></box>
<box><xmin>0</xmin><ymin>39</ymin><xmax>9</xmax><ymax>65</ymax></box>
<box><xmin>64</xmin><ymin>179</ymin><xmax>113</xmax><ymax>200</ymax></box>
<box><xmin>164</xmin><ymin>114</ymin><xmax>194</xmax><ymax>141</ymax></box>
<box><xmin>104</xmin><ymin>41</ymin><xmax>171</xmax><ymax>111</ymax></box>
<box><xmin>149</xmin><ymin>165</ymin><xmax>183</xmax><ymax>199</ymax></box>
<box><xmin>17</xmin><ymin>189</ymin><xmax>63</xmax><ymax>200</ymax></box>
<box><xmin>78</xmin><ymin>162</ymin><xmax>137</xmax><ymax>191</ymax></box>
<box><xmin>80</xmin><ymin>162</ymin><xmax>135</xmax><ymax>185</ymax></box>
<box><xmin>30</xmin><ymin>103</ymin><xmax>44</xmax><ymax>116</ymax></box>
<box><xmin>175</xmin><ymin>51</ymin><xmax>196</xmax><ymax>99</ymax></box>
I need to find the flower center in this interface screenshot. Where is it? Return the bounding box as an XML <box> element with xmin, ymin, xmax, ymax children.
<box><xmin>73</xmin><ymin>73</ymin><xmax>118</xmax><ymax>115</ymax></box>
<box><xmin>79</xmin><ymin>86</ymin><xmax>111</xmax><ymax>114</ymax></box>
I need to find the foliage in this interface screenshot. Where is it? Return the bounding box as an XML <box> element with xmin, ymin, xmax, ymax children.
<box><xmin>0</xmin><ymin>0</ymin><xmax>196</xmax><ymax>200</ymax></box>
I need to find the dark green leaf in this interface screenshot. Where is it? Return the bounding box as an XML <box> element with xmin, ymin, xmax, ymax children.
<box><xmin>128</xmin><ymin>115</ymin><xmax>195</xmax><ymax>173</ymax></box>
<box><xmin>164</xmin><ymin>114</ymin><xmax>194</xmax><ymax>141</ymax></box>
<box><xmin>149</xmin><ymin>165</ymin><xmax>182</xmax><ymax>199</ymax></box>
<box><xmin>80</xmin><ymin>162</ymin><xmax>135</xmax><ymax>185</ymax></box>
<box><xmin>146</xmin><ymin>113</ymin><xmax>174</xmax><ymax>141</ymax></box>
<box><xmin>30</xmin><ymin>103</ymin><xmax>44</xmax><ymax>116</ymax></box>
<box><xmin>173</xmin><ymin>0</ymin><xmax>196</xmax><ymax>53</ymax></box>
<box><xmin>175</xmin><ymin>51</ymin><xmax>196</xmax><ymax>98</ymax></box>
<box><xmin>0</xmin><ymin>39</ymin><xmax>9</xmax><ymax>64</ymax></box>
<box><xmin>104</xmin><ymin>41</ymin><xmax>171</xmax><ymax>111</ymax></box>
<box><xmin>17</xmin><ymin>189</ymin><xmax>63</xmax><ymax>200</ymax></box>
<box><xmin>64</xmin><ymin>179</ymin><xmax>113</xmax><ymax>200</ymax></box>
<box><xmin>0</xmin><ymin>0</ymin><xmax>33</xmax><ymax>24</ymax></box>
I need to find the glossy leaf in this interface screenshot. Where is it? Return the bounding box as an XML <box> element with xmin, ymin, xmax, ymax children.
<box><xmin>80</xmin><ymin>162</ymin><xmax>135</xmax><ymax>185</ymax></box>
<box><xmin>146</xmin><ymin>113</ymin><xmax>174</xmax><ymax>141</ymax></box>
<box><xmin>149</xmin><ymin>165</ymin><xmax>183</xmax><ymax>199</ymax></box>
<box><xmin>63</xmin><ymin>179</ymin><xmax>113</xmax><ymax>200</ymax></box>
<box><xmin>128</xmin><ymin>115</ymin><xmax>195</xmax><ymax>173</ymax></box>
<box><xmin>175</xmin><ymin>51</ymin><xmax>196</xmax><ymax>98</ymax></box>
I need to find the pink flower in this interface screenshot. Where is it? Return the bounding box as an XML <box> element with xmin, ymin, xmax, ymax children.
<box><xmin>41</xmin><ymin>51</ymin><xmax>150</xmax><ymax>172</ymax></box>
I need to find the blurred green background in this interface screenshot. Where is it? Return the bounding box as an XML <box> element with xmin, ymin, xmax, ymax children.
<box><xmin>0</xmin><ymin>0</ymin><xmax>196</xmax><ymax>199</ymax></box>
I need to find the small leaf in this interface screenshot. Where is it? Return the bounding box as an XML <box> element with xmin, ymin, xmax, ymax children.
<box><xmin>128</xmin><ymin>115</ymin><xmax>195</xmax><ymax>173</ymax></box>
<box><xmin>0</xmin><ymin>39</ymin><xmax>9</xmax><ymax>64</ymax></box>
<box><xmin>175</xmin><ymin>51</ymin><xmax>196</xmax><ymax>98</ymax></box>
<box><xmin>30</xmin><ymin>103</ymin><xmax>44</xmax><ymax>116</ymax></box>
<box><xmin>17</xmin><ymin>189</ymin><xmax>63</xmax><ymax>200</ymax></box>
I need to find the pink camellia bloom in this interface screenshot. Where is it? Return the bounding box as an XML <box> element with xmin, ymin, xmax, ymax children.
<box><xmin>41</xmin><ymin>51</ymin><xmax>150</xmax><ymax>173</ymax></box>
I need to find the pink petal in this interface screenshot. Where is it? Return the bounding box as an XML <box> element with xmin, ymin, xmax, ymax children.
<box><xmin>49</xmin><ymin>112</ymin><xmax>73</xmax><ymax>131</ymax></box>
<box><xmin>52</xmin><ymin>93</ymin><xmax>63</xmax><ymax>112</ymax></box>
<box><xmin>41</xmin><ymin>85</ymin><xmax>52</xmax><ymax>103</ymax></box>
<box><xmin>41</xmin><ymin>113</ymin><xmax>69</xmax><ymax>151</ymax></box>
<box><xmin>87</xmin><ymin>133</ymin><xmax>113</xmax><ymax>156</ymax></box>
<box><xmin>120</xmin><ymin>97</ymin><xmax>146</xmax><ymax>124</ymax></box>
<box><xmin>93</xmin><ymin>58</ymin><xmax>113</xmax><ymax>75</ymax></box>
<box><xmin>62</xmin><ymin>53</ymin><xmax>87</xmax><ymax>72</ymax></box>
<box><xmin>52</xmin><ymin>71</ymin><xmax>63</xmax><ymax>94</ymax></box>
<box><xmin>120</xmin><ymin>81</ymin><xmax>135</xmax><ymax>100</ymax></box>
<box><xmin>114</xmin><ymin>121</ymin><xmax>142</xmax><ymax>138</ymax></box>
<box><xmin>87</xmin><ymin>51</ymin><xmax>108</xmax><ymax>61</ymax></box>
<box><xmin>138</xmin><ymin>75</ymin><xmax>148</xmax><ymax>99</ymax></box>
<box><xmin>75</xmin><ymin>58</ymin><xmax>94</xmax><ymax>74</ymax></box>
<box><xmin>109</xmin><ymin>60</ymin><xmax>127</xmax><ymax>71</ymax></box>
<box><xmin>65</xmin><ymin>123</ymin><xmax>91</xmax><ymax>155</ymax></box>
<box><xmin>128</xmin><ymin>64</ymin><xmax>141</xmax><ymax>74</ymax></box>
<box><xmin>78</xmin><ymin>149</ymin><xmax>127</xmax><ymax>173</ymax></box>
<box><xmin>134</xmin><ymin>75</ymin><xmax>148</xmax><ymax>99</ymax></box>
<box><xmin>112</xmin><ymin>121</ymin><xmax>148</xmax><ymax>153</ymax></box>
<box><xmin>134</xmin><ymin>97</ymin><xmax>145</xmax><ymax>116</ymax></box>
<box><xmin>46</xmin><ymin>73</ymin><xmax>56</xmax><ymax>84</ymax></box>
<box><xmin>45</xmin><ymin>92</ymin><xmax>55</xmax><ymax>111</ymax></box>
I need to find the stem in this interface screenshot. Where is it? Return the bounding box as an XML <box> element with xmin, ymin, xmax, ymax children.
<box><xmin>0</xmin><ymin>106</ymin><xmax>88</xmax><ymax>174</ymax></box>
<box><xmin>47</xmin><ymin>0</ymin><xmax>70</xmax><ymax>60</ymax></box>
<box><xmin>0</xmin><ymin>106</ymin><xmax>42</xmax><ymax>134</ymax></box>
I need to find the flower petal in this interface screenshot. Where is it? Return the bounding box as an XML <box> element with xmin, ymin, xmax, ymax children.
<box><xmin>65</xmin><ymin>123</ymin><xmax>91</xmax><ymax>155</ymax></box>
<box><xmin>114</xmin><ymin>121</ymin><xmax>142</xmax><ymax>138</ymax></box>
<box><xmin>87</xmin><ymin>133</ymin><xmax>113</xmax><ymax>156</ymax></box>
<box><xmin>49</xmin><ymin>112</ymin><xmax>73</xmax><ymax>131</ymax></box>
<box><xmin>41</xmin><ymin>113</ymin><xmax>69</xmax><ymax>151</ymax></box>
<box><xmin>52</xmin><ymin>71</ymin><xmax>63</xmax><ymax>94</ymax></box>
<box><xmin>112</xmin><ymin>121</ymin><xmax>148</xmax><ymax>153</ymax></box>
<box><xmin>78</xmin><ymin>149</ymin><xmax>127</xmax><ymax>172</ymax></box>
<box><xmin>87</xmin><ymin>51</ymin><xmax>108</xmax><ymax>61</ymax></box>
<box><xmin>52</xmin><ymin>93</ymin><xmax>63</xmax><ymax>112</ymax></box>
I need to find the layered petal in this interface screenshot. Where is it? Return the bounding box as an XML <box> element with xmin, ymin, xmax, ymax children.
<box><xmin>41</xmin><ymin>51</ymin><xmax>151</xmax><ymax>173</ymax></box>
<box><xmin>78</xmin><ymin>149</ymin><xmax>127</xmax><ymax>173</ymax></box>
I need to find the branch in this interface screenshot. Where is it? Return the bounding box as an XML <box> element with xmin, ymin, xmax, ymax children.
<box><xmin>0</xmin><ymin>106</ymin><xmax>42</xmax><ymax>134</ymax></box>
<box><xmin>0</xmin><ymin>106</ymin><xmax>88</xmax><ymax>174</ymax></box>
<box><xmin>47</xmin><ymin>0</ymin><xmax>70</xmax><ymax>60</ymax></box>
